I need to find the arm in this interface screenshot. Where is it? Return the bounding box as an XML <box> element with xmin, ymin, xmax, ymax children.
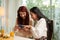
<box><xmin>30</xmin><ymin>18</ymin><xmax>47</xmax><ymax>39</ymax></box>
<box><xmin>14</xmin><ymin>19</ymin><xmax>20</xmax><ymax>31</ymax></box>
<box><xmin>29</xmin><ymin>20</ymin><xmax>32</xmax><ymax>25</ymax></box>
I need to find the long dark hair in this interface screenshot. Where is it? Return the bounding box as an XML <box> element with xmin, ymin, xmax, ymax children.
<box><xmin>30</xmin><ymin>7</ymin><xmax>53</xmax><ymax>40</ymax></box>
<box><xmin>30</xmin><ymin>7</ymin><xmax>50</xmax><ymax>22</ymax></box>
<box><xmin>17</xmin><ymin>6</ymin><xmax>29</xmax><ymax>25</ymax></box>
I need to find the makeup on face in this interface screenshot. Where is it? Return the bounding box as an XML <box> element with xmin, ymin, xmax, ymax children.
<box><xmin>19</xmin><ymin>12</ymin><xmax>26</xmax><ymax>19</ymax></box>
<box><xmin>30</xmin><ymin>12</ymin><xmax>38</xmax><ymax>21</ymax></box>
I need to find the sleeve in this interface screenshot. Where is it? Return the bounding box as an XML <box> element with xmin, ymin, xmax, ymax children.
<box><xmin>30</xmin><ymin>18</ymin><xmax>47</xmax><ymax>38</ymax></box>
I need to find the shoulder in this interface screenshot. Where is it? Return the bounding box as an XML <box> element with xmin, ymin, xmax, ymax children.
<box><xmin>39</xmin><ymin>18</ymin><xmax>46</xmax><ymax>22</ymax></box>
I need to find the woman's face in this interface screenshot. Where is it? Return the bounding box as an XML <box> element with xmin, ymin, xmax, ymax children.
<box><xmin>30</xmin><ymin>12</ymin><xmax>38</xmax><ymax>20</ymax></box>
<box><xmin>19</xmin><ymin>12</ymin><xmax>26</xmax><ymax>19</ymax></box>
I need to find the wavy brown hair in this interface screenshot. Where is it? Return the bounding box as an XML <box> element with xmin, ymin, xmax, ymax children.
<box><xmin>17</xmin><ymin>6</ymin><xmax>29</xmax><ymax>25</ymax></box>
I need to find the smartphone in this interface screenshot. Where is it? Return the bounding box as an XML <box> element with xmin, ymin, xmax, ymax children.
<box><xmin>19</xmin><ymin>24</ymin><xmax>24</xmax><ymax>29</ymax></box>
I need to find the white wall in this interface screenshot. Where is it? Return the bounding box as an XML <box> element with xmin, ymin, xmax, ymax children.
<box><xmin>7</xmin><ymin>0</ymin><xmax>23</xmax><ymax>33</ymax></box>
<box><xmin>0</xmin><ymin>0</ymin><xmax>23</xmax><ymax>33</ymax></box>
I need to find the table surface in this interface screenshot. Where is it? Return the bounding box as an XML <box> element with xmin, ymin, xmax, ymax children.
<box><xmin>14</xmin><ymin>36</ymin><xmax>34</xmax><ymax>40</ymax></box>
<box><xmin>0</xmin><ymin>36</ymin><xmax>35</xmax><ymax>40</ymax></box>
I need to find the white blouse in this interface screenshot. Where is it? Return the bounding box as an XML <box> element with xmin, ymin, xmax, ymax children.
<box><xmin>30</xmin><ymin>18</ymin><xmax>47</xmax><ymax>39</ymax></box>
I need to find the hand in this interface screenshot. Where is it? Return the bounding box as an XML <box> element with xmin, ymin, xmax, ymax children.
<box><xmin>23</xmin><ymin>25</ymin><xmax>32</xmax><ymax>31</ymax></box>
<box><xmin>24</xmin><ymin>25</ymin><xmax>32</xmax><ymax>29</ymax></box>
<box><xmin>14</xmin><ymin>25</ymin><xmax>21</xmax><ymax>31</ymax></box>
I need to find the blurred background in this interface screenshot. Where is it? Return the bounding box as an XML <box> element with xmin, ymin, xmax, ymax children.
<box><xmin>0</xmin><ymin>0</ymin><xmax>60</xmax><ymax>40</ymax></box>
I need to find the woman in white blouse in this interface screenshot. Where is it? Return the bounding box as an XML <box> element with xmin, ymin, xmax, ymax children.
<box><xmin>24</xmin><ymin>7</ymin><xmax>50</xmax><ymax>40</ymax></box>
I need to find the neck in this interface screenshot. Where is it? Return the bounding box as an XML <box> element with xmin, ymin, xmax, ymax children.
<box><xmin>36</xmin><ymin>18</ymin><xmax>39</xmax><ymax>21</ymax></box>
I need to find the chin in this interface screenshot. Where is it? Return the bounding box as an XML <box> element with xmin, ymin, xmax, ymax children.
<box><xmin>22</xmin><ymin>17</ymin><xmax>25</xmax><ymax>19</ymax></box>
<box><xmin>33</xmin><ymin>19</ymin><xmax>35</xmax><ymax>20</ymax></box>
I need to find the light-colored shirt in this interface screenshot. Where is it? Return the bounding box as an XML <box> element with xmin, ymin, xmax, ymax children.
<box><xmin>31</xmin><ymin>18</ymin><xmax>47</xmax><ymax>38</ymax></box>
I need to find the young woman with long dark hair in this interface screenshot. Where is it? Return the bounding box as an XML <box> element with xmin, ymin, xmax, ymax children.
<box><xmin>14</xmin><ymin>6</ymin><xmax>32</xmax><ymax>38</ymax></box>
<box><xmin>25</xmin><ymin>7</ymin><xmax>50</xmax><ymax>40</ymax></box>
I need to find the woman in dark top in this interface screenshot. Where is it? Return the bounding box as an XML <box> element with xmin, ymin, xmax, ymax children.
<box><xmin>14</xmin><ymin>6</ymin><xmax>32</xmax><ymax>38</ymax></box>
<box><xmin>17</xmin><ymin>6</ymin><xmax>29</xmax><ymax>25</ymax></box>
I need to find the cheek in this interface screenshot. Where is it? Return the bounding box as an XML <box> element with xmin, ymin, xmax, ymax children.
<box><xmin>33</xmin><ymin>15</ymin><xmax>37</xmax><ymax>19</ymax></box>
<box><xmin>20</xmin><ymin>14</ymin><xmax>22</xmax><ymax>17</ymax></box>
<box><xmin>24</xmin><ymin>13</ymin><xmax>26</xmax><ymax>17</ymax></box>
<box><xmin>20</xmin><ymin>14</ymin><xmax>24</xmax><ymax>18</ymax></box>
<box><xmin>20</xmin><ymin>14</ymin><xmax>26</xmax><ymax>19</ymax></box>
<box><xmin>32</xmin><ymin>15</ymin><xmax>38</xmax><ymax>20</ymax></box>
<box><xmin>31</xmin><ymin>14</ymin><xmax>36</xmax><ymax>19</ymax></box>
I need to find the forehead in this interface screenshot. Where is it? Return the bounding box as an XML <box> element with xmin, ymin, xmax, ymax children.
<box><xmin>30</xmin><ymin>12</ymin><xmax>35</xmax><ymax>14</ymax></box>
<box><xmin>19</xmin><ymin>12</ymin><xmax>26</xmax><ymax>13</ymax></box>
